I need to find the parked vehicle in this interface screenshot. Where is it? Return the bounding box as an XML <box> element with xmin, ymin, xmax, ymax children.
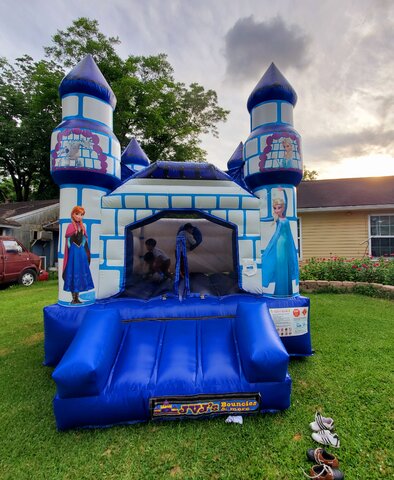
<box><xmin>0</xmin><ymin>236</ymin><xmax>42</xmax><ymax>287</ymax></box>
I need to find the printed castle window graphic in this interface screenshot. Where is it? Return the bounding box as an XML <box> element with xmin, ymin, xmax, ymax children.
<box><xmin>259</xmin><ymin>133</ymin><xmax>302</xmax><ymax>172</ymax></box>
<box><xmin>52</xmin><ymin>128</ymin><xmax>107</xmax><ymax>173</ymax></box>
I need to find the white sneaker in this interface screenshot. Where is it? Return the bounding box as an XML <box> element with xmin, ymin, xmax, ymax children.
<box><xmin>310</xmin><ymin>412</ymin><xmax>335</xmax><ymax>432</ymax></box>
<box><xmin>311</xmin><ymin>429</ymin><xmax>340</xmax><ymax>448</ymax></box>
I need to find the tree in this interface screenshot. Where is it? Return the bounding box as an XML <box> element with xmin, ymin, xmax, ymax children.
<box><xmin>303</xmin><ymin>166</ymin><xmax>318</xmax><ymax>181</ymax></box>
<box><xmin>45</xmin><ymin>19</ymin><xmax>229</xmax><ymax>162</ymax></box>
<box><xmin>0</xmin><ymin>56</ymin><xmax>63</xmax><ymax>201</ymax></box>
<box><xmin>0</xmin><ymin>177</ymin><xmax>16</xmax><ymax>202</ymax></box>
<box><xmin>44</xmin><ymin>17</ymin><xmax>121</xmax><ymax>69</ymax></box>
<box><xmin>0</xmin><ymin>18</ymin><xmax>229</xmax><ymax>201</ymax></box>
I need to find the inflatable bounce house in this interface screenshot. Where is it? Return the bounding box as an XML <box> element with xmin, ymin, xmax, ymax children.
<box><xmin>44</xmin><ymin>55</ymin><xmax>312</xmax><ymax>430</ymax></box>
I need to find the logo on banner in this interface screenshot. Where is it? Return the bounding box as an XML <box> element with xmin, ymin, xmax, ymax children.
<box><xmin>150</xmin><ymin>393</ymin><xmax>261</xmax><ymax>419</ymax></box>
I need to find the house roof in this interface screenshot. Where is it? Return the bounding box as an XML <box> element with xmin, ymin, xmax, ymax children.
<box><xmin>298</xmin><ymin>176</ymin><xmax>394</xmax><ymax>210</ymax></box>
<box><xmin>0</xmin><ymin>199</ymin><xmax>59</xmax><ymax>221</ymax></box>
<box><xmin>0</xmin><ymin>218</ymin><xmax>21</xmax><ymax>228</ymax></box>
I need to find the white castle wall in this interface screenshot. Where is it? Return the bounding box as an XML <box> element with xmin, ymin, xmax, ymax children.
<box><xmin>97</xmin><ymin>179</ymin><xmax>263</xmax><ymax>298</ymax></box>
<box><xmin>62</xmin><ymin>94</ymin><xmax>113</xmax><ymax>129</ymax></box>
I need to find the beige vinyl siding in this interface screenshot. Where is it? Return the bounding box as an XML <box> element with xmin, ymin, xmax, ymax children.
<box><xmin>299</xmin><ymin>210</ymin><xmax>371</xmax><ymax>259</ymax></box>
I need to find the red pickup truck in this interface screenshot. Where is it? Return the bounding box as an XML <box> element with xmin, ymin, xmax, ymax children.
<box><xmin>0</xmin><ymin>236</ymin><xmax>42</xmax><ymax>286</ymax></box>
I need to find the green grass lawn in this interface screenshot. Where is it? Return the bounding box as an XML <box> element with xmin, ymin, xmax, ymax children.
<box><xmin>0</xmin><ymin>282</ymin><xmax>393</xmax><ymax>479</ymax></box>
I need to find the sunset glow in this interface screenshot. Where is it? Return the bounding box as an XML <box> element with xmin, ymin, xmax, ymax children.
<box><xmin>319</xmin><ymin>154</ymin><xmax>394</xmax><ymax>180</ymax></box>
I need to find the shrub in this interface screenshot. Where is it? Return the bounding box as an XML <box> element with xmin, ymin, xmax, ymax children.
<box><xmin>300</xmin><ymin>256</ymin><xmax>394</xmax><ymax>285</ymax></box>
<box><xmin>48</xmin><ymin>270</ymin><xmax>58</xmax><ymax>281</ymax></box>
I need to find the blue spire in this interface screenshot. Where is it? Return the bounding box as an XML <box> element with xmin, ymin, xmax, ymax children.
<box><xmin>247</xmin><ymin>63</ymin><xmax>297</xmax><ymax>113</ymax></box>
<box><xmin>227</xmin><ymin>142</ymin><xmax>244</xmax><ymax>170</ymax></box>
<box><xmin>59</xmin><ymin>54</ymin><xmax>116</xmax><ymax>109</ymax></box>
<box><xmin>121</xmin><ymin>138</ymin><xmax>150</xmax><ymax>167</ymax></box>
<box><xmin>120</xmin><ymin>138</ymin><xmax>150</xmax><ymax>180</ymax></box>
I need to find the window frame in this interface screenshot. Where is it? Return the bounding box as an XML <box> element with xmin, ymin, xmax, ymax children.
<box><xmin>368</xmin><ymin>213</ymin><xmax>394</xmax><ymax>258</ymax></box>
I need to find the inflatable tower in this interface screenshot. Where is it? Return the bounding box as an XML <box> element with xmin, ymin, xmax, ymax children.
<box><xmin>120</xmin><ymin>137</ymin><xmax>150</xmax><ymax>181</ymax></box>
<box><xmin>243</xmin><ymin>63</ymin><xmax>303</xmax><ymax>297</ymax></box>
<box><xmin>50</xmin><ymin>55</ymin><xmax>121</xmax><ymax>305</ymax></box>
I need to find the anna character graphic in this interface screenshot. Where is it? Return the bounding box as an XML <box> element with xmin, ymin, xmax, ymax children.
<box><xmin>62</xmin><ymin>206</ymin><xmax>94</xmax><ymax>304</ymax></box>
<box><xmin>262</xmin><ymin>191</ymin><xmax>299</xmax><ymax>296</ymax></box>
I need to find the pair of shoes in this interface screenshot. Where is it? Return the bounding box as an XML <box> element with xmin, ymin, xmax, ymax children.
<box><xmin>310</xmin><ymin>412</ymin><xmax>340</xmax><ymax>448</ymax></box>
<box><xmin>303</xmin><ymin>464</ymin><xmax>344</xmax><ymax>479</ymax></box>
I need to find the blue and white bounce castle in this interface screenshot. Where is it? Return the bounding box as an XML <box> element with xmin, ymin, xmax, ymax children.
<box><xmin>44</xmin><ymin>55</ymin><xmax>312</xmax><ymax>430</ymax></box>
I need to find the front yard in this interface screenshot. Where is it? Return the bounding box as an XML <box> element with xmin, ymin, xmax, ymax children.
<box><xmin>0</xmin><ymin>282</ymin><xmax>392</xmax><ymax>479</ymax></box>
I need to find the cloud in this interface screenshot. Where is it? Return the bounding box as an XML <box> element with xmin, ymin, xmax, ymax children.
<box><xmin>224</xmin><ymin>15</ymin><xmax>311</xmax><ymax>82</ymax></box>
<box><xmin>305</xmin><ymin>128</ymin><xmax>394</xmax><ymax>164</ymax></box>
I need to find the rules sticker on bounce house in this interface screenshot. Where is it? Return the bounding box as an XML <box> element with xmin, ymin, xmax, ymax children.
<box><xmin>150</xmin><ymin>393</ymin><xmax>261</xmax><ymax>419</ymax></box>
<box><xmin>269</xmin><ymin>307</ymin><xmax>309</xmax><ymax>337</ymax></box>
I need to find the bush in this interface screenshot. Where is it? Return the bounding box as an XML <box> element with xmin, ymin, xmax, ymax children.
<box><xmin>300</xmin><ymin>256</ymin><xmax>394</xmax><ymax>285</ymax></box>
<box><xmin>48</xmin><ymin>269</ymin><xmax>58</xmax><ymax>281</ymax></box>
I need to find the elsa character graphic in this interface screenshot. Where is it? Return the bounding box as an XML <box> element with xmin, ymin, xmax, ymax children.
<box><xmin>281</xmin><ymin>138</ymin><xmax>294</xmax><ymax>168</ymax></box>
<box><xmin>262</xmin><ymin>191</ymin><xmax>299</xmax><ymax>296</ymax></box>
<box><xmin>62</xmin><ymin>206</ymin><xmax>94</xmax><ymax>304</ymax></box>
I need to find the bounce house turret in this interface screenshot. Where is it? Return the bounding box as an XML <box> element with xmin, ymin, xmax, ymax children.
<box><xmin>244</xmin><ymin>63</ymin><xmax>302</xmax><ymax>297</ymax></box>
<box><xmin>244</xmin><ymin>62</ymin><xmax>302</xmax><ymax>190</ymax></box>
<box><xmin>120</xmin><ymin>137</ymin><xmax>150</xmax><ymax>181</ymax></box>
<box><xmin>227</xmin><ymin>142</ymin><xmax>244</xmax><ymax>170</ymax></box>
<box><xmin>50</xmin><ymin>54</ymin><xmax>122</xmax><ymax>305</ymax></box>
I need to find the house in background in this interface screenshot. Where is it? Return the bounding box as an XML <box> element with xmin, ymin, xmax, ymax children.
<box><xmin>297</xmin><ymin>176</ymin><xmax>394</xmax><ymax>260</ymax></box>
<box><xmin>0</xmin><ymin>199</ymin><xmax>59</xmax><ymax>269</ymax></box>
<box><xmin>1</xmin><ymin>175</ymin><xmax>393</xmax><ymax>269</ymax></box>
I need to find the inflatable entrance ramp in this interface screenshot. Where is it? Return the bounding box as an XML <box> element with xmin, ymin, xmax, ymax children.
<box><xmin>50</xmin><ymin>298</ymin><xmax>291</xmax><ymax>430</ymax></box>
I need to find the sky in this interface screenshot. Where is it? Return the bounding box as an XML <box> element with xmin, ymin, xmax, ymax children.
<box><xmin>1</xmin><ymin>0</ymin><xmax>393</xmax><ymax>180</ymax></box>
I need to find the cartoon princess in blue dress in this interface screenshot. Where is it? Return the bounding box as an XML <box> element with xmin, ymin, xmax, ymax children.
<box><xmin>62</xmin><ymin>206</ymin><xmax>94</xmax><ymax>304</ymax></box>
<box><xmin>262</xmin><ymin>194</ymin><xmax>299</xmax><ymax>296</ymax></box>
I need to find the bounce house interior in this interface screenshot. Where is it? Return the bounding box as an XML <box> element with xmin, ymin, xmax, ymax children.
<box><xmin>44</xmin><ymin>55</ymin><xmax>313</xmax><ymax>430</ymax></box>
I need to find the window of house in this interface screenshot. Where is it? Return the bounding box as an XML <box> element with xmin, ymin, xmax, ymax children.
<box><xmin>369</xmin><ymin>215</ymin><xmax>394</xmax><ymax>257</ymax></box>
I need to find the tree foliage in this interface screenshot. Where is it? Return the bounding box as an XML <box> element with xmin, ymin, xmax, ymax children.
<box><xmin>302</xmin><ymin>166</ymin><xmax>318</xmax><ymax>181</ymax></box>
<box><xmin>0</xmin><ymin>56</ymin><xmax>63</xmax><ymax>201</ymax></box>
<box><xmin>0</xmin><ymin>177</ymin><xmax>16</xmax><ymax>202</ymax></box>
<box><xmin>0</xmin><ymin>18</ymin><xmax>229</xmax><ymax>201</ymax></box>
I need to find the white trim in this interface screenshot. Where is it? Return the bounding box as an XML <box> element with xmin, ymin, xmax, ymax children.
<box><xmin>117</xmin><ymin>178</ymin><xmax>238</xmax><ymax>187</ymax></box>
<box><xmin>297</xmin><ymin>217</ymin><xmax>302</xmax><ymax>260</ymax></box>
<box><xmin>112</xmin><ymin>181</ymin><xmax>256</xmax><ymax>198</ymax></box>
<box><xmin>0</xmin><ymin>223</ymin><xmax>21</xmax><ymax>229</ymax></box>
<box><xmin>368</xmin><ymin>212</ymin><xmax>394</xmax><ymax>257</ymax></box>
<box><xmin>298</xmin><ymin>204</ymin><xmax>394</xmax><ymax>213</ymax></box>
<box><xmin>9</xmin><ymin>203</ymin><xmax>60</xmax><ymax>221</ymax></box>
<box><xmin>367</xmin><ymin>215</ymin><xmax>372</xmax><ymax>257</ymax></box>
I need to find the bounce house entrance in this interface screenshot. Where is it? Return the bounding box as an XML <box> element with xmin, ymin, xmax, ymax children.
<box><xmin>122</xmin><ymin>212</ymin><xmax>240</xmax><ymax>299</ymax></box>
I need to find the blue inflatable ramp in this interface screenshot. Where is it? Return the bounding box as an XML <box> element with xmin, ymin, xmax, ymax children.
<box><xmin>50</xmin><ymin>299</ymin><xmax>291</xmax><ymax>430</ymax></box>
